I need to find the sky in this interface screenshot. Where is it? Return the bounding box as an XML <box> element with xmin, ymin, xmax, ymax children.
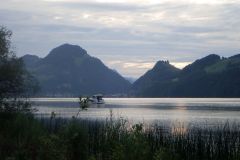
<box><xmin>1</xmin><ymin>0</ymin><xmax>240</xmax><ymax>78</ymax></box>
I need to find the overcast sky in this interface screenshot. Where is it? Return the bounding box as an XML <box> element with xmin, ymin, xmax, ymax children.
<box><xmin>1</xmin><ymin>0</ymin><xmax>240</xmax><ymax>78</ymax></box>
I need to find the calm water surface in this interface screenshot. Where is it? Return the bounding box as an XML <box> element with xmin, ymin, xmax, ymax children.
<box><xmin>32</xmin><ymin>98</ymin><xmax>240</xmax><ymax>126</ymax></box>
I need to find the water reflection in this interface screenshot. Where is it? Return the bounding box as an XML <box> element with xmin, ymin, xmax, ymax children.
<box><xmin>32</xmin><ymin>98</ymin><xmax>240</xmax><ymax>127</ymax></box>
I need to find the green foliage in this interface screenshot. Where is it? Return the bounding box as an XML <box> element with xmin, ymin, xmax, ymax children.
<box><xmin>0</xmin><ymin>113</ymin><xmax>45</xmax><ymax>159</ymax></box>
<box><xmin>0</xmin><ymin>26</ymin><xmax>13</xmax><ymax>58</ymax></box>
<box><xmin>1</xmin><ymin>113</ymin><xmax>240</xmax><ymax>160</ymax></box>
<box><xmin>153</xmin><ymin>148</ymin><xmax>179</xmax><ymax>160</ymax></box>
<box><xmin>59</xmin><ymin>120</ymin><xmax>89</xmax><ymax>160</ymax></box>
<box><xmin>0</xmin><ymin>26</ymin><xmax>38</xmax><ymax>114</ymax></box>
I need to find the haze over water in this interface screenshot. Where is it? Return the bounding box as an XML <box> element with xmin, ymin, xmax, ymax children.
<box><xmin>33</xmin><ymin>98</ymin><xmax>240</xmax><ymax>127</ymax></box>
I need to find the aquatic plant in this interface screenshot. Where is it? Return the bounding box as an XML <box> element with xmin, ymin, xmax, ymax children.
<box><xmin>1</xmin><ymin>113</ymin><xmax>240</xmax><ymax>160</ymax></box>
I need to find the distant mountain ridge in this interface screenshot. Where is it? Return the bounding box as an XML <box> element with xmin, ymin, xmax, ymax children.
<box><xmin>132</xmin><ymin>54</ymin><xmax>240</xmax><ymax>97</ymax></box>
<box><xmin>22</xmin><ymin>44</ymin><xmax>131</xmax><ymax>96</ymax></box>
<box><xmin>22</xmin><ymin>44</ymin><xmax>240</xmax><ymax>97</ymax></box>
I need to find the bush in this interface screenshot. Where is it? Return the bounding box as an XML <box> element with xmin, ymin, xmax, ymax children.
<box><xmin>0</xmin><ymin>26</ymin><xmax>38</xmax><ymax>114</ymax></box>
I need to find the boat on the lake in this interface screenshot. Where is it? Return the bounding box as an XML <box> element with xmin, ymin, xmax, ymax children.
<box><xmin>89</xmin><ymin>94</ymin><xmax>105</xmax><ymax>104</ymax></box>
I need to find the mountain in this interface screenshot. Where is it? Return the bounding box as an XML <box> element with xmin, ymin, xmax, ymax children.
<box><xmin>21</xmin><ymin>44</ymin><xmax>131</xmax><ymax>96</ymax></box>
<box><xmin>132</xmin><ymin>54</ymin><xmax>240</xmax><ymax>97</ymax></box>
<box><xmin>131</xmin><ymin>61</ymin><xmax>180</xmax><ymax>97</ymax></box>
<box><xmin>21</xmin><ymin>54</ymin><xmax>41</xmax><ymax>67</ymax></box>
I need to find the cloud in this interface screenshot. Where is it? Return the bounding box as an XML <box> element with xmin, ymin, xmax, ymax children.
<box><xmin>170</xmin><ymin>62</ymin><xmax>191</xmax><ymax>69</ymax></box>
<box><xmin>123</xmin><ymin>62</ymin><xmax>154</xmax><ymax>69</ymax></box>
<box><xmin>1</xmin><ymin>0</ymin><xmax>240</xmax><ymax>77</ymax></box>
<box><xmin>102</xmin><ymin>57</ymin><xmax>157</xmax><ymax>77</ymax></box>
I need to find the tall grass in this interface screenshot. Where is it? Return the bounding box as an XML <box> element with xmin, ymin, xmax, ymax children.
<box><xmin>1</xmin><ymin>112</ymin><xmax>240</xmax><ymax>160</ymax></box>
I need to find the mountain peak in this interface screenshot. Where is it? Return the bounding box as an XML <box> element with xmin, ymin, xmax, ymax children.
<box><xmin>21</xmin><ymin>54</ymin><xmax>41</xmax><ymax>67</ymax></box>
<box><xmin>23</xmin><ymin>44</ymin><xmax>130</xmax><ymax>96</ymax></box>
<box><xmin>132</xmin><ymin>60</ymin><xmax>180</xmax><ymax>93</ymax></box>
<box><xmin>21</xmin><ymin>54</ymin><xmax>40</xmax><ymax>60</ymax></box>
<box><xmin>45</xmin><ymin>43</ymin><xmax>88</xmax><ymax>60</ymax></box>
<box><xmin>229</xmin><ymin>53</ymin><xmax>240</xmax><ymax>59</ymax></box>
<box><xmin>58</xmin><ymin>43</ymin><xmax>85</xmax><ymax>50</ymax></box>
<box><xmin>183</xmin><ymin>54</ymin><xmax>220</xmax><ymax>72</ymax></box>
<box><xmin>155</xmin><ymin>60</ymin><xmax>170</xmax><ymax>66</ymax></box>
<box><xmin>192</xmin><ymin>54</ymin><xmax>221</xmax><ymax>66</ymax></box>
<box><xmin>153</xmin><ymin>60</ymin><xmax>176</xmax><ymax>71</ymax></box>
<box><xmin>202</xmin><ymin>54</ymin><xmax>220</xmax><ymax>60</ymax></box>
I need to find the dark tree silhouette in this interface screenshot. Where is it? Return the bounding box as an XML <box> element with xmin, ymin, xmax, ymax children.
<box><xmin>0</xmin><ymin>26</ymin><xmax>38</xmax><ymax>113</ymax></box>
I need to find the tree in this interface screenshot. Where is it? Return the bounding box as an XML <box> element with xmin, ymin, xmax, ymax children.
<box><xmin>0</xmin><ymin>26</ymin><xmax>38</xmax><ymax>113</ymax></box>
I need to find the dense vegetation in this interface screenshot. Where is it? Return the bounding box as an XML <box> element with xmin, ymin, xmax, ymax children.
<box><xmin>0</xmin><ymin>26</ymin><xmax>38</xmax><ymax>113</ymax></box>
<box><xmin>1</xmin><ymin>114</ymin><xmax>240</xmax><ymax>160</ymax></box>
<box><xmin>21</xmin><ymin>44</ymin><xmax>131</xmax><ymax>97</ymax></box>
<box><xmin>132</xmin><ymin>54</ymin><xmax>240</xmax><ymax>97</ymax></box>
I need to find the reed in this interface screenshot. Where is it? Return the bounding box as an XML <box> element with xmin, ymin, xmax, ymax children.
<box><xmin>1</xmin><ymin>112</ymin><xmax>240</xmax><ymax>160</ymax></box>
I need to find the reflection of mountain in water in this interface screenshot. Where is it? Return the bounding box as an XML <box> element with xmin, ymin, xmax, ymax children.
<box><xmin>33</xmin><ymin>98</ymin><xmax>240</xmax><ymax>127</ymax></box>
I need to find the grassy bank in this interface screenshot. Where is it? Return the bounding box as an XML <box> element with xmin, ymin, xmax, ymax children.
<box><xmin>0</xmin><ymin>112</ymin><xmax>240</xmax><ymax>160</ymax></box>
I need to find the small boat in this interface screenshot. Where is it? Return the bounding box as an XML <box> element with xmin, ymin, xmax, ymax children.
<box><xmin>89</xmin><ymin>94</ymin><xmax>105</xmax><ymax>104</ymax></box>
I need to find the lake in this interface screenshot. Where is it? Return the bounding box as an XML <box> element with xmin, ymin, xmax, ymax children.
<box><xmin>32</xmin><ymin>98</ymin><xmax>240</xmax><ymax>127</ymax></box>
